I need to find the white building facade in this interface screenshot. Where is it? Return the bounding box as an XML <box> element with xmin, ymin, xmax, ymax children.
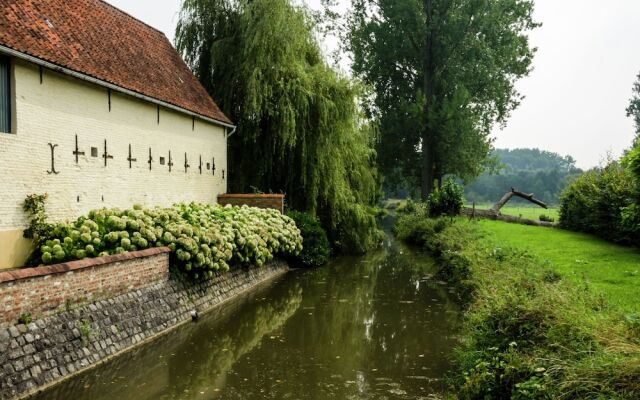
<box><xmin>0</xmin><ymin>1</ymin><xmax>234</xmax><ymax>268</ymax></box>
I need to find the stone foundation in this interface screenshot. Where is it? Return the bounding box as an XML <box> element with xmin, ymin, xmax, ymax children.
<box><xmin>0</xmin><ymin>259</ymin><xmax>288</xmax><ymax>399</ymax></box>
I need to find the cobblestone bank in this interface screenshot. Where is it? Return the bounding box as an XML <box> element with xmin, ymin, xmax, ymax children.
<box><xmin>0</xmin><ymin>261</ymin><xmax>288</xmax><ymax>399</ymax></box>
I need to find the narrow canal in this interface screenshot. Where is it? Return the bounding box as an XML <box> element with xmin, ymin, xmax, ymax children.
<box><xmin>33</xmin><ymin>228</ymin><xmax>461</xmax><ymax>400</ymax></box>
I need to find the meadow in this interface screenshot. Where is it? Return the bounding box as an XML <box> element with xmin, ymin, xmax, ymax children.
<box><xmin>479</xmin><ymin>220</ymin><xmax>640</xmax><ymax>313</ymax></box>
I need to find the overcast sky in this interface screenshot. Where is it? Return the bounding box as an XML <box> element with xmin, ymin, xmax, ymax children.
<box><xmin>108</xmin><ymin>0</ymin><xmax>640</xmax><ymax>169</ymax></box>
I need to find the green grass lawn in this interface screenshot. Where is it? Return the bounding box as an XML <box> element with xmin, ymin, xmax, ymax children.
<box><xmin>498</xmin><ymin>205</ymin><xmax>559</xmax><ymax>221</ymax></box>
<box><xmin>479</xmin><ymin>220</ymin><xmax>640</xmax><ymax>313</ymax></box>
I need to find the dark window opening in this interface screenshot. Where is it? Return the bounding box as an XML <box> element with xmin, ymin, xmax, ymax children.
<box><xmin>160</xmin><ymin>157</ymin><xmax>165</xmax><ymax>165</ymax></box>
<box><xmin>91</xmin><ymin>147</ymin><xmax>98</xmax><ymax>157</ymax></box>
<box><xmin>0</xmin><ymin>56</ymin><xmax>11</xmax><ymax>133</ymax></box>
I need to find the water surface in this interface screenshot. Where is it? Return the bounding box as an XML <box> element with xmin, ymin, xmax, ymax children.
<box><xmin>34</xmin><ymin>232</ymin><xmax>460</xmax><ymax>399</ymax></box>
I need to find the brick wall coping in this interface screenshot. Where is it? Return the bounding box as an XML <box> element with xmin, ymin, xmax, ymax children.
<box><xmin>218</xmin><ymin>193</ymin><xmax>284</xmax><ymax>199</ymax></box>
<box><xmin>0</xmin><ymin>247</ymin><xmax>171</xmax><ymax>284</ymax></box>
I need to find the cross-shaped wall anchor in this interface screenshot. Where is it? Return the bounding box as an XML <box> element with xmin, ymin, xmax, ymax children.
<box><xmin>102</xmin><ymin>139</ymin><xmax>113</xmax><ymax>166</ymax></box>
<box><xmin>222</xmin><ymin>169</ymin><xmax>225</xmax><ymax>180</ymax></box>
<box><xmin>73</xmin><ymin>135</ymin><xmax>85</xmax><ymax>164</ymax></box>
<box><xmin>184</xmin><ymin>152</ymin><xmax>190</xmax><ymax>173</ymax></box>
<box><xmin>168</xmin><ymin>151</ymin><xmax>174</xmax><ymax>172</ymax></box>
<box><xmin>212</xmin><ymin>157</ymin><xmax>216</xmax><ymax>176</ymax></box>
<box><xmin>199</xmin><ymin>155</ymin><xmax>203</xmax><ymax>174</ymax></box>
<box><xmin>148</xmin><ymin>148</ymin><xmax>153</xmax><ymax>170</ymax></box>
<box><xmin>127</xmin><ymin>144</ymin><xmax>137</xmax><ymax>168</ymax></box>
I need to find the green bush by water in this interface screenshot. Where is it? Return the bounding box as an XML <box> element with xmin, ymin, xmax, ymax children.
<box><xmin>395</xmin><ymin>215</ymin><xmax>640</xmax><ymax>399</ymax></box>
<box><xmin>286</xmin><ymin>211</ymin><xmax>330</xmax><ymax>268</ymax></box>
<box><xmin>427</xmin><ymin>178</ymin><xmax>464</xmax><ymax>217</ymax></box>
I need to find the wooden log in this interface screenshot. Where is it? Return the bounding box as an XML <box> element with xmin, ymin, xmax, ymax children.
<box><xmin>490</xmin><ymin>187</ymin><xmax>548</xmax><ymax>213</ymax></box>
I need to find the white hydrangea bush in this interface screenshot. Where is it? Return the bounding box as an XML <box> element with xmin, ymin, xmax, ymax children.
<box><xmin>38</xmin><ymin>203</ymin><xmax>303</xmax><ymax>279</ymax></box>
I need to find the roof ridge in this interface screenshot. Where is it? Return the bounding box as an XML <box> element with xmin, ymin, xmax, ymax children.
<box><xmin>97</xmin><ymin>0</ymin><xmax>168</xmax><ymax>39</ymax></box>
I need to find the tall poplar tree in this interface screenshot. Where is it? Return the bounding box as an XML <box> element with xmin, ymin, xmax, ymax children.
<box><xmin>176</xmin><ymin>0</ymin><xmax>381</xmax><ymax>252</ymax></box>
<box><xmin>344</xmin><ymin>0</ymin><xmax>539</xmax><ymax>199</ymax></box>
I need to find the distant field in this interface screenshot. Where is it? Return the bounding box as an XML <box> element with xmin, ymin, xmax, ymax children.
<box><xmin>385</xmin><ymin>199</ymin><xmax>560</xmax><ymax>221</ymax></box>
<box><xmin>467</xmin><ymin>203</ymin><xmax>559</xmax><ymax>221</ymax></box>
<box><xmin>479</xmin><ymin>219</ymin><xmax>640</xmax><ymax>313</ymax></box>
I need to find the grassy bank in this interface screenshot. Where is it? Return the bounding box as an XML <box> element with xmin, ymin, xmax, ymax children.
<box><xmin>480</xmin><ymin>220</ymin><xmax>640</xmax><ymax>313</ymax></box>
<box><xmin>395</xmin><ymin>213</ymin><xmax>640</xmax><ymax>399</ymax></box>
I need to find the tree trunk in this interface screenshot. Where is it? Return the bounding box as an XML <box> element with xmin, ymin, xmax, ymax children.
<box><xmin>490</xmin><ymin>188</ymin><xmax>549</xmax><ymax>213</ymax></box>
<box><xmin>421</xmin><ymin>0</ymin><xmax>436</xmax><ymax>201</ymax></box>
<box><xmin>421</xmin><ymin>133</ymin><xmax>435</xmax><ymax>200</ymax></box>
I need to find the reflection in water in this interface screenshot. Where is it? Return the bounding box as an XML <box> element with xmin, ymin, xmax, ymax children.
<box><xmin>34</xmin><ymin>228</ymin><xmax>460</xmax><ymax>400</ymax></box>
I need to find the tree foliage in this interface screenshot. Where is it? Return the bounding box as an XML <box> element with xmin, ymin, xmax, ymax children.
<box><xmin>628</xmin><ymin>71</ymin><xmax>640</xmax><ymax>145</ymax></box>
<box><xmin>559</xmin><ymin>161</ymin><xmax>638</xmax><ymax>245</ymax></box>
<box><xmin>342</xmin><ymin>0</ymin><xmax>539</xmax><ymax>198</ymax></box>
<box><xmin>176</xmin><ymin>0</ymin><xmax>382</xmax><ymax>253</ymax></box>
<box><xmin>464</xmin><ymin>148</ymin><xmax>583</xmax><ymax>205</ymax></box>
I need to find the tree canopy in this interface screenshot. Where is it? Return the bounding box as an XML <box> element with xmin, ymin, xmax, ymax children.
<box><xmin>628</xmin><ymin>71</ymin><xmax>640</xmax><ymax>145</ymax></box>
<box><xmin>176</xmin><ymin>0</ymin><xmax>381</xmax><ymax>252</ymax></box>
<box><xmin>464</xmin><ymin>148</ymin><xmax>583</xmax><ymax>205</ymax></box>
<box><xmin>342</xmin><ymin>0</ymin><xmax>539</xmax><ymax>198</ymax></box>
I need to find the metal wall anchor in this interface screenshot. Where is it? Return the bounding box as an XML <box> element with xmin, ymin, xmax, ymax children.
<box><xmin>47</xmin><ymin>143</ymin><xmax>59</xmax><ymax>175</ymax></box>
<box><xmin>72</xmin><ymin>135</ymin><xmax>85</xmax><ymax>164</ymax></box>
<box><xmin>127</xmin><ymin>144</ymin><xmax>137</xmax><ymax>168</ymax></box>
<box><xmin>102</xmin><ymin>139</ymin><xmax>113</xmax><ymax>166</ymax></box>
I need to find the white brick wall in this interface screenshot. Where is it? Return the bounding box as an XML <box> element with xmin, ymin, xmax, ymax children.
<box><xmin>0</xmin><ymin>59</ymin><xmax>228</xmax><ymax>266</ymax></box>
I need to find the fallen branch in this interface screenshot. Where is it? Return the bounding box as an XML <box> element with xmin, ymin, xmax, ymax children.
<box><xmin>462</xmin><ymin>207</ymin><xmax>557</xmax><ymax>227</ymax></box>
<box><xmin>490</xmin><ymin>188</ymin><xmax>548</xmax><ymax>214</ymax></box>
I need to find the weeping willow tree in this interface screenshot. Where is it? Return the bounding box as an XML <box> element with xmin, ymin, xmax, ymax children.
<box><xmin>176</xmin><ymin>0</ymin><xmax>381</xmax><ymax>252</ymax></box>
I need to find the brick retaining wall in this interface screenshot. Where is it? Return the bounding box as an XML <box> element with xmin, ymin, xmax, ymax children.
<box><xmin>0</xmin><ymin>248</ymin><xmax>170</xmax><ymax>328</ymax></box>
<box><xmin>217</xmin><ymin>194</ymin><xmax>285</xmax><ymax>213</ymax></box>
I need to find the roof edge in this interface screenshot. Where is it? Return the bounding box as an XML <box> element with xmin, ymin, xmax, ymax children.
<box><xmin>0</xmin><ymin>45</ymin><xmax>235</xmax><ymax>130</ymax></box>
<box><xmin>97</xmin><ymin>0</ymin><xmax>167</xmax><ymax>38</ymax></box>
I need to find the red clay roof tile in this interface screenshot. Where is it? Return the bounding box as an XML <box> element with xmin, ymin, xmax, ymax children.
<box><xmin>0</xmin><ymin>0</ymin><xmax>232</xmax><ymax>125</ymax></box>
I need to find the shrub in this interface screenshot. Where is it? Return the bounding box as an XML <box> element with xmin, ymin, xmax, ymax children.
<box><xmin>286</xmin><ymin>211</ymin><xmax>330</xmax><ymax>267</ymax></box>
<box><xmin>396</xmin><ymin>198</ymin><xmax>417</xmax><ymax>214</ymax></box>
<box><xmin>621</xmin><ymin>145</ymin><xmax>640</xmax><ymax>237</ymax></box>
<box><xmin>559</xmin><ymin>162</ymin><xmax>638</xmax><ymax>244</ymax></box>
<box><xmin>27</xmin><ymin>200</ymin><xmax>302</xmax><ymax>279</ymax></box>
<box><xmin>23</xmin><ymin>194</ymin><xmax>53</xmax><ymax>249</ymax></box>
<box><xmin>394</xmin><ymin>204</ymin><xmax>436</xmax><ymax>246</ymax></box>
<box><xmin>427</xmin><ymin>178</ymin><xmax>464</xmax><ymax>217</ymax></box>
<box><xmin>538</xmin><ymin>214</ymin><xmax>555</xmax><ymax>223</ymax></box>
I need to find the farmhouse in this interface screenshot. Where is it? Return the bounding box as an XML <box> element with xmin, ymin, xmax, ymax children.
<box><xmin>0</xmin><ymin>0</ymin><xmax>234</xmax><ymax>269</ymax></box>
